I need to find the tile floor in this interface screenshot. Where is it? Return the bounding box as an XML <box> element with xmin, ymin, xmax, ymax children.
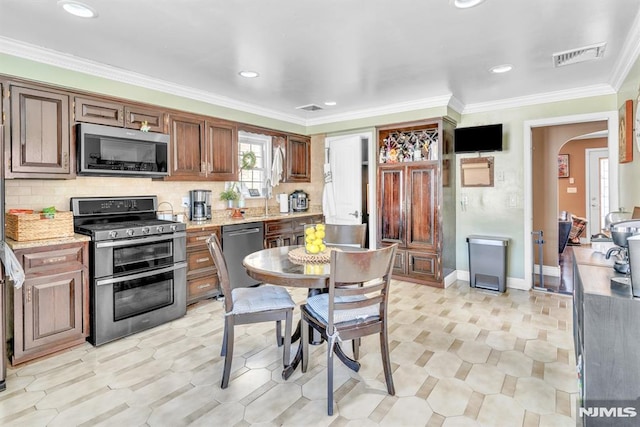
<box><xmin>0</xmin><ymin>280</ymin><xmax>577</xmax><ymax>427</ymax></box>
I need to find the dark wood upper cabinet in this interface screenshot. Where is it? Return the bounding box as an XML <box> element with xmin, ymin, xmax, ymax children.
<box><xmin>74</xmin><ymin>96</ymin><xmax>124</xmax><ymax>126</ymax></box>
<box><xmin>8</xmin><ymin>85</ymin><xmax>72</xmax><ymax>177</ymax></box>
<box><xmin>168</xmin><ymin>114</ymin><xmax>207</xmax><ymax>179</ymax></box>
<box><xmin>284</xmin><ymin>135</ymin><xmax>311</xmax><ymax>182</ymax></box>
<box><xmin>125</xmin><ymin>105</ymin><xmax>165</xmax><ymax>132</ymax></box>
<box><xmin>75</xmin><ymin>96</ymin><xmax>166</xmax><ymax>132</ymax></box>
<box><xmin>207</xmin><ymin>120</ymin><xmax>238</xmax><ymax>181</ymax></box>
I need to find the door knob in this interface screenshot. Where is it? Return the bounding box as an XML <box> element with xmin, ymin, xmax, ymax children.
<box><xmin>348</xmin><ymin>211</ymin><xmax>359</xmax><ymax>218</ymax></box>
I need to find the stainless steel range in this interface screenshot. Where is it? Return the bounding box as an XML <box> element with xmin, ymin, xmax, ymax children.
<box><xmin>71</xmin><ymin>196</ymin><xmax>187</xmax><ymax>346</ymax></box>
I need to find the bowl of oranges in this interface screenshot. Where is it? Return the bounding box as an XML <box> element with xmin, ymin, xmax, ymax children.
<box><xmin>304</xmin><ymin>223</ymin><xmax>326</xmax><ymax>254</ymax></box>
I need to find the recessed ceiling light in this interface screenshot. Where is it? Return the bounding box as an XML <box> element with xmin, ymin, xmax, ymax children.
<box><xmin>58</xmin><ymin>1</ymin><xmax>98</xmax><ymax>18</ymax></box>
<box><xmin>490</xmin><ymin>64</ymin><xmax>513</xmax><ymax>74</ymax></box>
<box><xmin>239</xmin><ymin>71</ymin><xmax>259</xmax><ymax>78</ymax></box>
<box><xmin>453</xmin><ymin>0</ymin><xmax>486</xmax><ymax>9</ymax></box>
<box><xmin>324</xmin><ymin>101</ymin><xmax>337</xmax><ymax>106</ymax></box>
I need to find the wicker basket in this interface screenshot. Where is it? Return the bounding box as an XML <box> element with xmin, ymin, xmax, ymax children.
<box><xmin>5</xmin><ymin>211</ymin><xmax>74</xmax><ymax>241</ymax></box>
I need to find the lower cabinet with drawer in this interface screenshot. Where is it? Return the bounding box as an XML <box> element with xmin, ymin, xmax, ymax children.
<box><xmin>264</xmin><ymin>215</ymin><xmax>323</xmax><ymax>248</ymax></box>
<box><xmin>9</xmin><ymin>241</ymin><xmax>89</xmax><ymax>365</ymax></box>
<box><xmin>186</xmin><ymin>225</ymin><xmax>221</xmax><ymax>304</ymax></box>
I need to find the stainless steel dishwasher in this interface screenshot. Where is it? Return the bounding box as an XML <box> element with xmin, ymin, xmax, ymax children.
<box><xmin>221</xmin><ymin>222</ymin><xmax>264</xmax><ymax>289</ymax></box>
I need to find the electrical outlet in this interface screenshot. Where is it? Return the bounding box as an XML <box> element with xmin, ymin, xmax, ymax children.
<box><xmin>497</xmin><ymin>170</ymin><xmax>504</xmax><ymax>182</ymax></box>
<box><xmin>181</xmin><ymin>196</ymin><xmax>190</xmax><ymax>208</ymax></box>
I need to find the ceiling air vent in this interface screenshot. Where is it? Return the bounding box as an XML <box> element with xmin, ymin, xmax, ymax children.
<box><xmin>553</xmin><ymin>42</ymin><xmax>606</xmax><ymax>67</ymax></box>
<box><xmin>296</xmin><ymin>104</ymin><xmax>323</xmax><ymax>112</ymax></box>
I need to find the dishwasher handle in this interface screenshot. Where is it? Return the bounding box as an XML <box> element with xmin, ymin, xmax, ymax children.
<box><xmin>224</xmin><ymin>228</ymin><xmax>262</xmax><ymax>237</ymax></box>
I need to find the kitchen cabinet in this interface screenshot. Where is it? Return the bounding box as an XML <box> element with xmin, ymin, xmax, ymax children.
<box><xmin>6</xmin><ymin>84</ymin><xmax>73</xmax><ymax>178</ymax></box>
<box><xmin>186</xmin><ymin>226</ymin><xmax>221</xmax><ymax>304</ymax></box>
<box><xmin>168</xmin><ymin>114</ymin><xmax>207</xmax><ymax>179</ymax></box>
<box><xmin>376</xmin><ymin>118</ymin><xmax>456</xmax><ymax>287</ymax></box>
<box><xmin>74</xmin><ymin>96</ymin><xmax>166</xmax><ymax>133</ymax></box>
<box><xmin>206</xmin><ymin>119</ymin><xmax>238</xmax><ymax>181</ymax></box>
<box><xmin>572</xmin><ymin>247</ymin><xmax>640</xmax><ymax>426</ymax></box>
<box><xmin>167</xmin><ymin>114</ymin><xmax>238</xmax><ymax>181</ymax></box>
<box><xmin>284</xmin><ymin>135</ymin><xmax>311</xmax><ymax>183</ymax></box>
<box><xmin>10</xmin><ymin>241</ymin><xmax>89</xmax><ymax>365</ymax></box>
<box><xmin>265</xmin><ymin>215</ymin><xmax>323</xmax><ymax>248</ymax></box>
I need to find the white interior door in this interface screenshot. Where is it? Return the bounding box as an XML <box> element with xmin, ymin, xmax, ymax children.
<box><xmin>324</xmin><ymin>135</ymin><xmax>361</xmax><ymax>225</ymax></box>
<box><xmin>586</xmin><ymin>148</ymin><xmax>609</xmax><ymax>237</ymax></box>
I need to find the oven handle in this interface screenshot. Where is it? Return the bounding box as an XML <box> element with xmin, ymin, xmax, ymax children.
<box><xmin>95</xmin><ymin>231</ymin><xmax>187</xmax><ymax>248</ymax></box>
<box><xmin>95</xmin><ymin>261</ymin><xmax>187</xmax><ymax>287</ymax></box>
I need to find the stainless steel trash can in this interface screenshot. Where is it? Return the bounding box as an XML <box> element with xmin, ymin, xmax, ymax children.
<box><xmin>466</xmin><ymin>235</ymin><xmax>509</xmax><ymax>292</ymax></box>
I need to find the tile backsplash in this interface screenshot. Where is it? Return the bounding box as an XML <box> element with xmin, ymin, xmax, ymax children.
<box><xmin>5</xmin><ymin>177</ymin><xmax>322</xmax><ymax>217</ymax></box>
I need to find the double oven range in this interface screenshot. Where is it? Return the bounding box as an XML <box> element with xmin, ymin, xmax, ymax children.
<box><xmin>71</xmin><ymin>196</ymin><xmax>187</xmax><ymax>346</ymax></box>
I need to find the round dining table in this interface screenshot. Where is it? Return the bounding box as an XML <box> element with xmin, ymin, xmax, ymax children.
<box><xmin>243</xmin><ymin>245</ymin><xmax>360</xmax><ymax>379</ymax></box>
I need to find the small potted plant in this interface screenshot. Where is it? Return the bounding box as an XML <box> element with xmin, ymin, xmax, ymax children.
<box><xmin>220</xmin><ymin>187</ymin><xmax>239</xmax><ymax>208</ymax></box>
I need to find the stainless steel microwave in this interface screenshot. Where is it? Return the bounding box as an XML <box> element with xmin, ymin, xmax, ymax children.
<box><xmin>77</xmin><ymin>123</ymin><xmax>169</xmax><ymax>177</ymax></box>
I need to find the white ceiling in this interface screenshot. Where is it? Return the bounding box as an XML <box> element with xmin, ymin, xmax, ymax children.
<box><xmin>1</xmin><ymin>0</ymin><xmax>640</xmax><ymax>126</ymax></box>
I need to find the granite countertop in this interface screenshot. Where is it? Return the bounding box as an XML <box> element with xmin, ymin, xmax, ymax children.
<box><xmin>184</xmin><ymin>211</ymin><xmax>323</xmax><ymax>229</ymax></box>
<box><xmin>5</xmin><ymin>234</ymin><xmax>91</xmax><ymax>250</ymax></box>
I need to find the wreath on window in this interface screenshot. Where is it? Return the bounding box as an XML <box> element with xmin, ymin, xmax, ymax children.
<box><xmin>241</xmin><ymin>151</ymin><xmax>257</xmax><ymax>170</ymax></box>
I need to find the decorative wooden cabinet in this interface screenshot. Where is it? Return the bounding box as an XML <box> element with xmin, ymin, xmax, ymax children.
<box><xmin>74</xmin><ymin>96</ymin><xmax>166</xmax><ymax>132</ymax></box>
<box><xmin>186</xmin><ymin>226</ymin><xmax>221</xmax><ymax>304</ymax></box>
<box><xmin>7</xmin><ymin>84</ymin><xmax>73</xmax><ymax>178</ymax></box>
<box><xmin>10</xmin><ymin>241</ymin><xmax>89</xmax><ymax>365</ymax></box>
<box><xmin>264</xmin><ymin>215</ymin><xmax>323</xmax><ymax>248</ymax></box>
<box><xmin>284</xmin><ymin>135</ymin><xmax>311</xmax><ymax>183</ymax></box>
<box><xmin>376</xmin><ymin>118</ymin><xmax>456</xmax><ymax>287</ymax></box>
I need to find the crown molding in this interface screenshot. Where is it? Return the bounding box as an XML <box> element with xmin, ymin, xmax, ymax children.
<box><xmin>0</xmin><ymin>36</ymin><xmax>630</xmax><ymax>128</ymax></box>
<box><xmin>461</xmin><ymin>84</ymin><xmax>616</xmax><ymax>115</ymax></box>
<box><xmin>304</xmin><ymin>95</ymin><xmax>453</xmax><ymax>127</ymax></box>
<box><xmin>610</xmin><ymin>9</ymin><xmax>640</xmax><ymax>91</ymax></box>
<box><xmin>0</xmin><ymin>37</ymin><xmax>307</xmax><ymax>126</ymax></box>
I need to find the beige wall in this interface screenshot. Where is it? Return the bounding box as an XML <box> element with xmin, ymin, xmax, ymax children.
<box><xmin>558</xmin><ymin>138</ymin><xmax>607</xmax><ymax>218</ymax></box>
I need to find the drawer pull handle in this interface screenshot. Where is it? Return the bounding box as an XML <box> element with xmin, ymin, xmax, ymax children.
<box><xmin>196</xmin><ymin>257</ymin><xmax>209</xmax><ymax>263</ymax></box>
<box><xmin>196</xmin><ymin>236</ymin><xmax>208</xmax><ymax>241</ymax></box>
<box><xmin>197</xmin><ymin>283</ymin><xmax>211</xmax><ymax>289</ymax></box>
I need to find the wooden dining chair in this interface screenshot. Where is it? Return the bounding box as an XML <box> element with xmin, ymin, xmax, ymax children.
<box><xmin>207</xmin><ymin>234</ymin><xmax>295</xmax><ymax>389</ymax></box>
<box><xmin>323</xmin><ymin>223</ymin><xmax>367</xmax><ymax>248</ymax></box>
<box><xmin>323</xmin><ymin>223</ymin><xmax>368</xmax><ymax>359</ymax></box>
<box><xmin>300</xmin><ymin>244</ymin><xmax>397</xmax><ymax>415</ymax></box>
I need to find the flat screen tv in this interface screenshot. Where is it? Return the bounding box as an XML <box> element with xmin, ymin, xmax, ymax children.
<box><xmin>454</xmin><ymin>124</ymin><xmax>503</xmax><ymax>153</ymax></box>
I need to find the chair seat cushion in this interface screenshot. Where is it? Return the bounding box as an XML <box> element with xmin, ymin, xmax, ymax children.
<box><xmin>306</xmin><ymin>293</ymin><xmax>379</xmax><ymax>324</ymax></box>
<box><xmin>230</xmin><ymin>285</ymin><xmax>295</xmax><ymax>315</ymax></box>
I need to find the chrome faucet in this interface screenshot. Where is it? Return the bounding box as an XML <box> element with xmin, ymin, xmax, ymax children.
<box><xmin>264</xmin><ymin>178</ymin><xmax>272</xmax><ymax>217</ymax></box>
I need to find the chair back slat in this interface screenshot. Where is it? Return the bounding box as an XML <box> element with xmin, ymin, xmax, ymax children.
<box><xmin>327</xmin><ymin>244</ymin><xmax>397</xmax><ymax>331</ymax></box>
<box><xmin>207</xmin><ymin>234</ymin><xmax>234</xmax><ymax>313</ymax></box>
<box><xmin>324</xmin><ymin>224</ymin><xmax>367</xmax><ymax>248</ymax></box>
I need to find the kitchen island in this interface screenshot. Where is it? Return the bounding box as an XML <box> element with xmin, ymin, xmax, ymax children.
<box><xmin>572</xmin><ymin>246</ymin><xmax>640</xmax><ymax>426</ymax></box>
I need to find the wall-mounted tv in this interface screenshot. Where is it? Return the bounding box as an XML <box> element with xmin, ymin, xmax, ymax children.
<box><xmin>454</xmin><ymin>124</ymin><xmax>503</xmax><ymax>153</ymax></box>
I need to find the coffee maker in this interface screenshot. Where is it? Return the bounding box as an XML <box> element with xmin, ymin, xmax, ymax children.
<box><xmin>606</xmin><ymin>220</ymin><xmax>640</xmax><ymax>274</ymax></box>
<box><xmin>627</xmin><ymin>234</ymin><xmax>640</xmax><ymax>297</ymax></box>
<box><xmin>190</xmin><ymin>189</ymin><xmax>211</xmax><ymax>221</ymax></box>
